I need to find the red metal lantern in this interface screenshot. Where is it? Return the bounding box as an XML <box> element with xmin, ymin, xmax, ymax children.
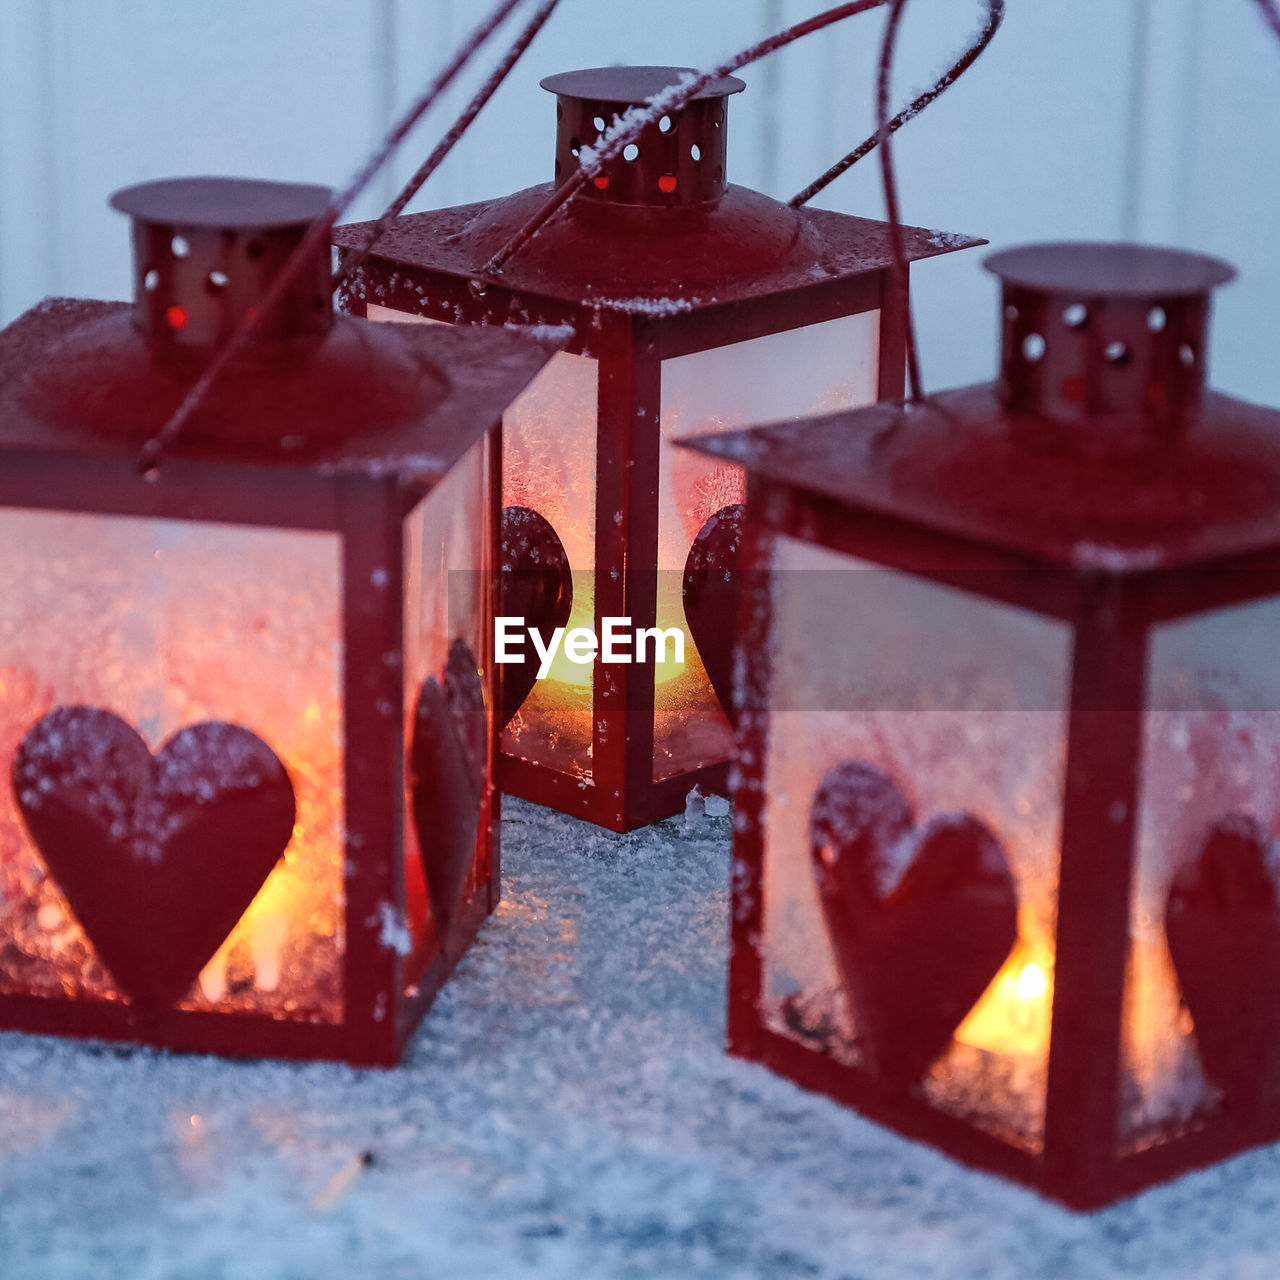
<box><xmin>0</xmin><ymin>177</ymin><xmax>558</xmax><ymax>1065</ymax></box>
<box><xmin>333</xmin><ymin>65</ymin><xmax>981</xmax><ymax>832</ymax></box>
<box><xmin>684</xmin><ymin>241</ymin><xmax>1280</xmax><ymax>1207</ymax></box>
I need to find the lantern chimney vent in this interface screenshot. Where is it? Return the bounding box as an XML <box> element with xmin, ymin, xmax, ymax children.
<box><xmin>986</xmin><ymin>243</ymin><xmax>1235</xmax><ymax>442</ymax></box>
<box><xmin>110</xmin><ymin>177</ymin><xmax>335</xmax><ymax>356</ymax></box>
<box><xmin>542</xmin><ymin>67</ymin><xmax>745</xmax><ymax>208</ymax></box>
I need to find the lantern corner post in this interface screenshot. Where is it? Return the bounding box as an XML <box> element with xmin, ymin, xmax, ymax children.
<box><xmin>876</xmin><ymin>266</ymin><xmax>908</xmax><ymax>403</ymax></box>
<box><xmin>1042</xmin><ymin>576</ymin><xmax>1149</xmax><ymax>1207</ymax></box>
<box><xmin>725</xmin><ymin>502</ymin><xmax>776</xmax><ymax>1062</ymax></box>
<box><xmin>337</xmin><ymin>474</ymin><xmax>408</xmax><ymax>1067</ymax></box>
<box><xmin>484</xmin><ymin>423</ymin><xmax>504</xmax><ymax>913</ymax></box>
<box><xmin>593</xmin><ymin>309</ymin><xmax>663</xmax><ymax>831</ymax></box>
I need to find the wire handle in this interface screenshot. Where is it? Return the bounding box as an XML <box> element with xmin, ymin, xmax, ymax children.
<box><xmin>480</xmin><ymin>0</ymin><xmax>893</xmax><ymax>278</ymax></box>
<box><xmin>791</xmin><ymin>0</ymin><xmax>1004</xmax><ymax>208</ymax></box>
<box><xmin>139</xmin><ymin>0</ymin><xmax>542</xmax><ymax>472</ymax></box>
<box><xmin>1256</xmin><ymin>0</ymin><xmax>1280</xmax><ymax>41</ymax></box>
<box><xmin>336</xmin><ymin>0</ymin><xmax>561</xmax><ymax>294</ymax></box>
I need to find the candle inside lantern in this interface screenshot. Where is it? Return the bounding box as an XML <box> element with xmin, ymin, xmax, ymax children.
<box><xmin>954</xmin><ymin>950</ymin><xmax>1053</xmax><ymax>1057</ymax></box>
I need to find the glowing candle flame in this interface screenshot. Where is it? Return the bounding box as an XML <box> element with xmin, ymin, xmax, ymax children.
<box><xmin>1016</xmin><ymin>962</ymin><xmax>1047</xmax><ymax>1003</ymax></box>
<box><xmin>955</xmin><ymin>948</ymin><xmax>1054</xmax><ymax>1057</ymax></box>
<box><xmin>542</xmin><ymin>581</ymin><xmax>689</xmax><ymax>692</ymax></box>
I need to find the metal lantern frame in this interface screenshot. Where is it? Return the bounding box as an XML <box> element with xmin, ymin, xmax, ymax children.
<box><xmin>0</xmin><ymin>178</ymin><xmax>559</xmax><ymax>1066</ymax></box>
<box><xmin>335</xmin><ymin>65</ymin><xmax>981</xmax><ymax>833</ymax></box>
<box><xmin>686</xmin><ymin>242</ymin><xmax>1280</xmax><ymax>1207</ymax></box>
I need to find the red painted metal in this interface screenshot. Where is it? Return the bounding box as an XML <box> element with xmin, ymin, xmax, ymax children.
<box><xmin>811</xmin><ymin>762</ymin><xmax>1019</xmax><ymax>1095</ymax></box>
<box><xmin>410</xmin><ymin>639</ymin><xmax>488</xmax><ymax>954</ymax></box>
<box><xmin>14</xmin><ymin>709</ymin><xmax>297</xmax><ymax>1011</ymax></box>
<box><xmin>0</xmin><ymin>177</ymin><xmax>559</xmax><ymax>1065</ymax></box>
<box><xmin>499</xmin><ymin>507</ymin><xmax>574</xmax><ymax>726</ymax></box>
<box><xmin>335</xmin><ymin>65</ymin><xmax>982</xmax><ymax>831</ymax></box>
<box><xmin>543</xmin><ymin>67</ymin><xmax>745</xmax><ymax>207</ymax></box>
<box><xmin>682</xmin><ymin>503</ymin><xmax>745</xmax><ymax>727</ymax></box>
<box><xmin>685</xmin><ymin>241</ymin><xmax>1280</xmax><ymax>1206</ymax></box>
<box><xmin>112</xmin><ymin>177</ymin><xmax>334</xmax><ymax>355</ymax></box>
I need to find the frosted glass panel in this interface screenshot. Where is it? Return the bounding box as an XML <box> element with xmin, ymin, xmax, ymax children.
<box><xmin>1122</xmin><ymin>597</ymin><xmax>1280</xmax><ymax>1149</ymax></box>
<box><xmin>402</xmin><ymin>437</ymin><xmax>492</xmax><ymax>951</ymax></box>
<box><xmin>656</xmin><ymin>312</ymin><xmax>880</xmax><ymax>780</ymax></box>
<box><xmin>0</xmin><ymin>510</ymin><xmax>344</xmax><ymax>1021</ymax></box>
<box><xmin>760</xmin><ymin>534</ymin><xmax>1070</xmax><ymax>1151</ymax></box>
<box><xmin>499</xmin><ymin>351</ymin><xmax>597</xmax><ymax>780</ymax></box>
<box><xmin>367</xmin><ymin>304</ymin><xmax>595</xmax><ymax>783</ymax></box>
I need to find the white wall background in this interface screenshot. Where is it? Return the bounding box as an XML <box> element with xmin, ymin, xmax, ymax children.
<box><xmin>1</xmin><ymin>0</ymin><xmax>1278</xmax><ymax>403</ymax></box>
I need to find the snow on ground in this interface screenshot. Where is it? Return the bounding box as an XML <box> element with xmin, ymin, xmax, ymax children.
<box><xmin>1</xmin><ymin>798</ymin><xmax>1279</xmax><ymax>1278</ymax></box>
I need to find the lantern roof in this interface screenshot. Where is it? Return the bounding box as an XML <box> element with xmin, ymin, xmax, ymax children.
<box><xmin>0</xmin><ymin>171</ymin><xmax>562</xmax><ymax>494</ymax></box>
<box><xmin>110</xmin><ymin>177</ymin><xmax>332</xmax><ymax>230</ymax></box>
<box><xmin>683</xmin><ymin>243</ymin><xmax>1280</xmax><ymax>575</ymax></box>
<box><xmin>539</xmin><ymin>66</ymin><xmax>746</xmax><ymax>104</ymax></box>
<box><xmin>334</xmin><ymin>65</ymin><xmax>982</xmax><ymax>318</ymax></box>
<box><xmin>0</xmin><ymin>297</ymin><xmax>561</xmax><ymax>492</ymax></box>
<box><xmin>337</xmin><ymin>196</ymin><xmax>978</xmax><ymax>317</ymax></box>
<box><xmin>985</xmin><ymin>242</ymin><xmax>1235</xmax><ymax>299</ymax></box>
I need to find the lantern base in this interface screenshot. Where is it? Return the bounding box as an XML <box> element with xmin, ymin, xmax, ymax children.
<box><xmin>733</xmin><ymin>1023</ymin><xmax>1280</xmax><ymax>1210</ymax></box>
<box><xmin>501</xmin><ymin>753</ymin><xmax>729</xmax><ymax>833</ymax></box>
<box><xmin>0</xmin><ymin>889</ymin><xmax>495</xmax><ymax>1068</ymax></box>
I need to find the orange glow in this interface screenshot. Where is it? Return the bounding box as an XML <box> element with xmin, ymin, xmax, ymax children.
<box><xmin>1017</xmin><ymin>961</ymin><xmax>1048</xmax><ymax>1002</ymax></box>
<box><xmin>0</xmin><ymin>515</ymin><xmax>344</xmax><ymax>1022</ymax></box>
<box><xmin>956</xmin><ymin>946</ymin><xmax>1054</xmax><ymax>1057</ymax></box>
<box><xmin>539</xmin><ymin>582</ymin><xmax>688</xmax><ymax>692</ymax></box>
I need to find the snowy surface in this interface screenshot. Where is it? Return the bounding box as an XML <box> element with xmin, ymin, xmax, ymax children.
<box><xmin>2</xmin><ymin>798</ymin><xmax>1280</xmax><ymax>1278</ymax></box>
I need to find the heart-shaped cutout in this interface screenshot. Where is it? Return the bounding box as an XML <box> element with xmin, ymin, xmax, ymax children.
<box><xmin>810</xmin><ymin>761</ymin><xmax>1018</xmax><ymax>1092</ymax></box>
<box><xmin>13</xmin><ymin>706</ymin><xmax>295</xmax><ymax>1009</ymax></box>
<box><xmin>682</xmin><ymin>503</ymin><xmax>744</xmax><ymax>727</ymax></box>
<box><xmin>410</xmin><ymin>638</ymin><xmax>487</xmax><ymax>954</ymax></box>
<box><xmin>500</xmin><ymin>505</ymin><xmax>572</xmax><ymax>728</ymax></box>
<box><xmin>1166</xmin><ymin>814</ymin><xmax>1280</xmax><ymax>1111</ymax></box>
